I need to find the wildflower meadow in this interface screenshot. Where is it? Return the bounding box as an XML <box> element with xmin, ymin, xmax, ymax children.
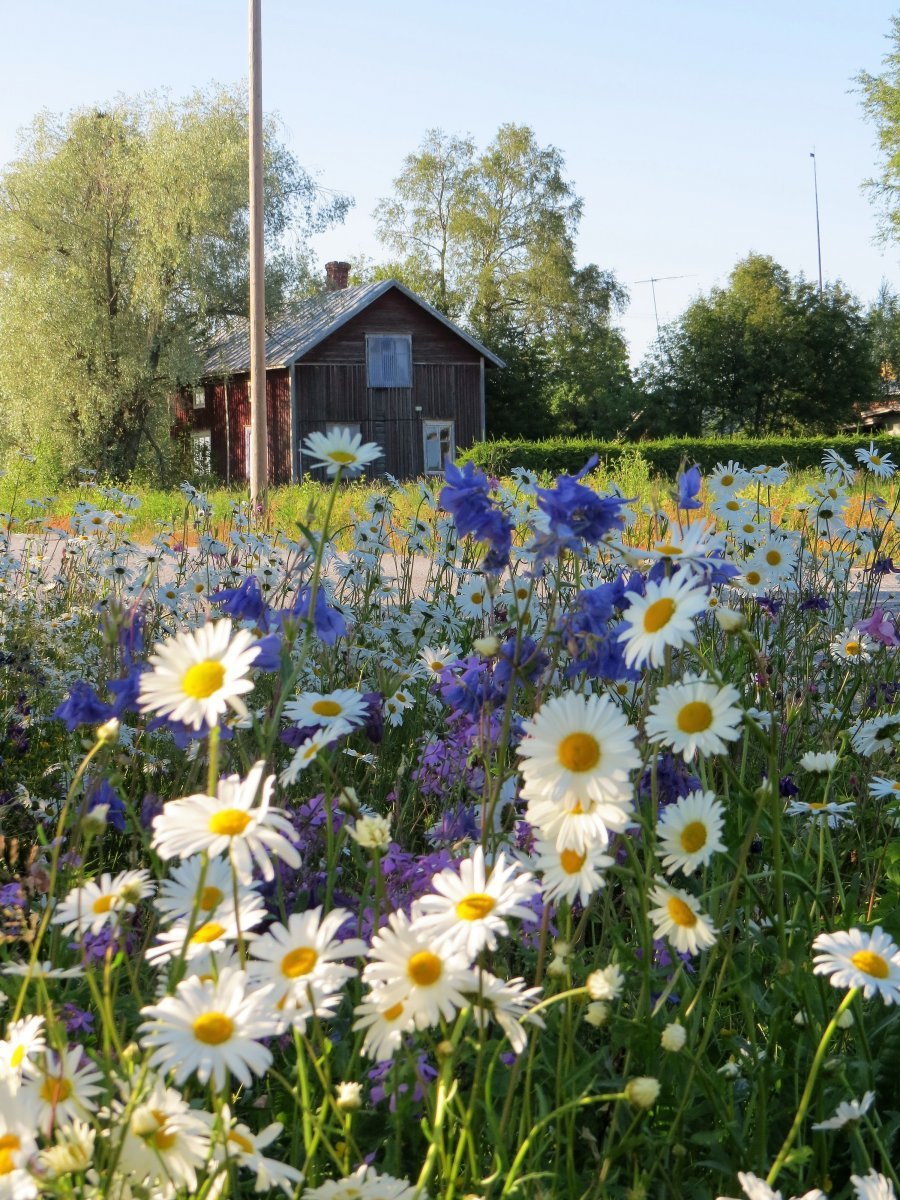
<box><xmin>0</xmin><ymin>431</ymin><xmax>898</xmax><ymax>1200</ymax></box>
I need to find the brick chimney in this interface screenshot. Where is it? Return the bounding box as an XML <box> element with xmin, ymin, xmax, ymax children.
<box><xmin>325</xmin><ymin>260</ymin><xmax>351</xmax><ymax>290</ymax></box>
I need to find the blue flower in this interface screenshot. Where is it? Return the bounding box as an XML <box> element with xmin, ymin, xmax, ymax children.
<box><xmin>677</xmin><ymin>464</ymin><xmax>703</xmax><ymax>511</ymax></box>
<box><xmin>210</xmin><ymin>575</ymin><xmax>269</xmax><ymax>624</ymax></box>
<box><xmin>440</xmin><ymin>460</ymin><xmax>513</xmax><ymax>572</ymax></box>
<box><xmin>279</xmin><ymin>585</ymin><xmax>348</xmax><ymax>644</ymax></box>
<box><xmin>531</xmin><ymin>462</ymin><xmax>631</xmax><ymax>563</ymax></box>
<box><xmin>53</xmin><ymin>681</ymin><xmax>115</xmax><ymax>731</ymax></box>
<box><xmin>86</xmin><ymin>778</ymin><xmax>127</xmax><ymax>833</ymax></box>
<box><xmin>251</xmin><ymin>633</ymin><xmax>282</xmax><ymax>672</ymax></box>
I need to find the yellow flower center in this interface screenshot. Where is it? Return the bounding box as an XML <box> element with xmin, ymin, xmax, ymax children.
<box><xmin>725</xmin><ymin>500</ymin><xmax>740</xmax><ymax>511</ymax></box>
<box><xmin>150</xmin><ymin>1111</ymin><xmax>178</xmax><ymax>1151</ymax></box>
<box><xmin>429</xmin><ymin>661</ymin><xmax>443</xmax><ymax>672</ymax></box>
<box><xmin>281</xmin><ymin>946</ymin><xmax>318</xmax><ymax>978</ymax></box>
<box><xmin>408</xmin><ymin>950</ymin><xmax>443</xmax><ymax>987</ymax></box>
<box><xmin>181</xmin><ymin>660</ymin><xmax>226</xmax><ymax>700</ymax></box>
<box><xmin>199</xmin><ymin>886</ymin><xmax>224</xmax><ymax>912</ymax></box>
<box><xmin>40</xmin><ymin>1076</ymin><xmax>72</xmax><ymax>1105</ymax></box>
<box><xmin>312</xmin><ymin>699</ymin><xmax>342</xmax><ymax>717</ymax></box>
<box><xmin>850</xmin><ymin>949</ymin><xmax>889</xmax><ymax>979</ymax></box>
<box><xmin>844</xmin><ymin>641</ymin><xmax>861</xmax><ymax>656</ymax></box>
<box><xmin>871</xmin><ymin>455</ymin><xmax>882</xmax><ymax>465</ymax></box>
<box><xmin>643</xmin><ymin>597</ymin><xmax>676</xmax><ymax>633</ymax></box>
<box><xmin>455</xmin><ymin>893</ymin><xmax>496</xmax><ymax>921</ymax></box>
<box><xmin>92</xmin><ymin>895</ymin><xmax>114</xmax><ymax>914</ymax></box>
<box><xmin>765</xmin><ymin>550</ymin><xmax>782</xmax><ymax>566</ymax></box>
<box><xmin>193</xmin><ymin>1012</ymin><xmax>234</xmax><ymax>1045</ymax></box>
<box><xmin>190</xmin><ymin>921</ymin><xmax>226</xmax><ymax>944</ymax></box>
<box><xmin>666</xmin><ymin>896</ymin><xmax>698</xmax><ymax>928</ymax></box>
<box><xmin>558</xmin><ymin>732</ymin><xmax>601</xmax><ymax>773</ymax></box>
<box><xmin>677</xmin><ymin>701</ymin><xmax>713</xmax><ymax>734</ymax></box>
<box><xmin>0</xmin><ymin>1134</ymin><xmax>20</xmax><ymax>1176</ymax></box>
<box><xmin>9</xmin><ymin>1046</ymin><xmax>24</xmax><ymax>1070</ymax></box>
<box><xmin>382</xmin><ymin>1002</ymin><xmax>405</xmax><ymax>1022</ymax></box>
<box><xmin>227</xmin><ymin>1130</ymin><xmax>256</xmax><ymax>1154</ymax></box>
<box><xmin>679</xmin><ymin>821</ymin><xmax>708</xmax><ymax>853</ymax></box>
<box><xmin>560</xmin><ymin>849</ymin><xmax>587</xmax><ymax>874</ymax></box>
<box><xmin>209</xmin><ymin>809</ymin><xmax>252</xmax><ymax>837</ymax></box>
<box><xmin>745</xmin><ymin>571</ymin><xmax>761</xmax><ymax>586</ymax></box>
<box><xmin>329</xmin><ymin>450</ymin><xmax>357</xmax><ymax>464</ymax></box>
<box><xmin>654</xmin><ymin>542</ymin><xmax>683</xmax><ymax>556</ymax></box>
<box><xmin>471</xmin><ymin>592</ymin><xmax>484</xmax><ymax>605</ymax></box>
<box><xmin>721</xmin><ymin>475</ymin><xmax>734</xmax><ymax>487</ymax></box>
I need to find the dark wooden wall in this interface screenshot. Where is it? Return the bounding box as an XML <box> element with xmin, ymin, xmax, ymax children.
<box><xmin>176</xmin><ymin>370</ymin><xmax>291</xmax><ymax>485</ymax></box>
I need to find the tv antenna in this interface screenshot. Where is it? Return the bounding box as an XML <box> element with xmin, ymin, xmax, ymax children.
<box><xmin>631</xmin><ymin>274</ymin><xmax>697</xmax><ymax>341</ymax></box>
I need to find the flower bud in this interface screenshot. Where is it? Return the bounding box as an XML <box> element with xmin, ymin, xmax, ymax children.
<box><xmin>715</xmin><ymin>606</ymin><xmax>746</xmax><ymax>632</ymax></box>
<box><xmin>625</xmin><ymin>1076</ymin><xmax>660</xmax><ymax>1109</ymax></box>
<box><xmin>661</xmin><ymin>1022</ymin><xmax>686</xmax><ymax>1052</ymax></box>
<box><xmin>96</xmin><ymin>718</ymin><xmax>120</xmax><ymax>744</ymax></box>
<box><xmin>335</xmin><ymin>1081</ymin><xmax>362</xmax><ymax>1111</ymax></box>
<box><xmin>584</xmin><ymin>1001</ymin><xmax>610</xmax><ymax>1027</ymax></box>
<box><xmin>473</xmin><ymin>636</ymin><xmax>501</xmax><ymax>657</ymax></box>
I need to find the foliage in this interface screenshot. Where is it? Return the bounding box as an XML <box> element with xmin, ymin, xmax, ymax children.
<box><xmin>857</xmin><ymin>14</ymin><xmax>900</xmax><ymax>244</ymax></box>
<box><xmin>369</xmin><ymin>125</ymin><xmax>634</xmax><ymax>440</ymax></box>
<box><xmin>460</xmin><ymin>432</ymin><xmax>900</xmax><ymax>478</ymax></box>
<box><xmin>639</xmin><ymin>255</ymin><xmax>879</xmax><ymax>437</ymax></box>
<box><xmin>0</xmin><ymin>86</ymin><xmax>350</xmax><ymax>484</ymax></box>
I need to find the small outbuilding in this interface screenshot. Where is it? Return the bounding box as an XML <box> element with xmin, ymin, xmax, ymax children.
<box><xmin>173</xmin><ymin>263</ymin><xmax>503</xmax><ymax>483</ymax></box>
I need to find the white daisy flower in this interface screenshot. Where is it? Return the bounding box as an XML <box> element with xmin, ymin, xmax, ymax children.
<box><xmin>153</xmin><ymin>856</ymin><xmax>259</xmax><ymax>926</ymax></box>
<box><xmin>586</xmin><ymin>963</ymin><xmax>625</xmax><ymax>1001</ymax></box>
<box><xmin>855</xmin><ymin>441</ymin><xmax>896</xmax><ymax>480</ymax></box>
<box><xmin>518</xmin><ymin>691</ymin><xmax>640</xmax><ymax>809</ymax></box>
<box><xmin>40</xmin><ymin>1119</ymin><xmax>96</xmax><ymax>1178</ymax></box>
<box><xmin>798</xmin><ymin>751</ymin><xmax>840</xmax><ymax>774</ymax></box>
<box><xmin>0</xmin><ymin>1083</ymin><xmax>39</xmax><ymax>1196</ymax></box>
<box><xmin>362</xmin><ymin>911</ymin><xmax>474</xmax><ymax>1030</ymax></box>
<box><xmin>786</xmin><ymin>798</ymin><xmax>856</xmax><ymax>828</ymax></box>
<box><xmin>465</xmin><ymin>969</ymin><xmax>545</xmax><ymax>1055</ymax></box>
<box><xmin>850</xmin><ymin>1170</ymin><xmax>897</xmax><ymax>1200</ymax></box>
<box><xmin>303</xmin><ymin>428</ymin><xmax>383</xmax><ymax>477</ymax></box>
<box><xmin>280</xmin><ymin>724</ymin><xmax>352</xmax><ymax>786</ymax></box>
<box><xmin>455</xmin><ymin>575</ymin><xmax>493</xmax><ymax>619</ymax></box>
<box><xmin>708</xmin><ymin>461</ymin><xmax>751</xmax><ymax>500</ymax></box>
<box><xmin>152</xmin><ymin>761</ymin><xmax>300</xmax><ymax>883</ymax></box>
<box><xmin>811</xmin><ymin>926</ymin><xmax>900</xmax><ymax>1003</ymax></box>
<box><xmin>352</xmin><ymin>992</ymin><xmax>415</xmax><ymax>1061</ymax></box>
<box><xmin>716</xmin><ymin>1172</ymin><xmax>827</xmax><ymax>1200</ymax></box>
<box><xmin>811</xmin><ymin>1088</ymin><xmax>875</xmax><ymax>1130</ymax></box>
<box><xmin>657</xmin><ymin>790</ymin><xmax>726</xmax><ymax>876</ymax></box>
<box><xmin>0</xmin><ymin>1016</ymin><xmax>45</xmax><ymax>1085</ymax></box>
<box><xmin>138</xmin><ymin>618</ymin><xmax>260</xmax><ymax>731</ymax></box>
<box><xmin>247</xmin><ymin>907</ymin><xmax>365</xmax><ymax>1019</ymax></box>
<box><xmin>533</xmin><ymin>838</ymin><xmax>614</xmax><ymax>906</ymax></box>
<box><xmin>301</xmin><ymin>1165</ymin><xmax>418</xmax><ymax>1200</ymax></box>
<box><xmin>822</xmin><ymin>447</ymin><xmax>856</xmax><ymax>485</ymax></box>
<box><xmin>412</xmin><ymin>847</ymin><xmax>539</xmax><ymax>956</ymax></box>
<box><xmin>283</xmin><ymin>688</ymin><xmax>369</xmax><ymax>731</ymax></box>
<box><xmin>830</xmin><ymin>627</ymin><xmax>874</xmax><ymax>663</ymax></box>
<box><xmin>417</xmin><ymin>643</ymin><xmax>458</xmax><ymax>677</ymax></box>
<box><xmin>646</xmin><ymin>676</ymin><xmax>743</xmax><ymax>761</ymax></box>
<box><xmin>138</xmin><ymin>966</ymin><xmax>280</xmax><ymax>1089</ymax></box>
<box><xmin>145</xmin><ymin>899</ymin><xmax>264</xmax><ymax>967</ymax></box>
<box><xmin>27</xmin><ymin>1045</ymin><xmax>103</xmax><ymax>1132</ymax></box>
<box><xmin>869</xmin><ymin>776</ymin><xmax>900</xmax><ymax>800</ymax></box>
<box><xmin>212</xmin><ymin>1105</ymin><xmax>304</xmax><ymax>1195</ymax></box>
<box><xmin>648</xmin><ymin>881</ymin><xmax>718</xmax><ymax>956</ymax></box>
<box><xmin>348</xmin><ymin>814</ymin><xmax>392</xmax><ymax>850</ymax></box>
<box><xmin>852</xmin><ymin>713</ymin><xmax>900</xmax><ymax>757</ymax></box>
<box><xmin>52</xmin><ymin>869</ymin><xmax>154</xmax><ymax>936</ymax></box>
<box><xmin>618</xmin><ymin>572</ymin><xmax>709</xmax><ymax>668</ymax></box>
<box><xmin>115</xmin><ymin>1075</ymin><xmax>211</xmax><ymax>1194</ymax></box>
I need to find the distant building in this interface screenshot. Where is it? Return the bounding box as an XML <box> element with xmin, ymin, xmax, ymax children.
<box><xmin>172</xmin><ymin>263</ymin><xmax>503</xmax><ymax>483</ymax></box>
<box><xmin>855</xmin><ymin>365</ymin><xmax>900</xmax><ymax>435</ymax></box>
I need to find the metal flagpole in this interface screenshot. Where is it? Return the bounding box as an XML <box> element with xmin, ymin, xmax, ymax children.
<box><xmin>248</xmin><ymin>0</ymin><xmax>267</xmax><ymax>499</ymax></box>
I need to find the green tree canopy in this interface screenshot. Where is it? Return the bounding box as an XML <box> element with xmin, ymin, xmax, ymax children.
<box><xmin>0</xmin><ymin>86</ymin><xmax>350</xmax><ymax>482</ymax></box>
<box><xmin>858</xmin><ymin>15</ymin><xmax>900</xmax><ymax>243</ymax></box>
<box><xmin>638</xmin><ymin>255</ymin><xmax>878</xmax><ymax>438</ymax></box>
<box><xmin>370</xmin><ymin>125</ymin><xmax>633</xmax><ymax>440</ymax></box>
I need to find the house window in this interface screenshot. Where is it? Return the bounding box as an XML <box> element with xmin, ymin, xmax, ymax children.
<box><xmin>423</xmin><ymin>421</ymin><xmax>454</xmax><ymax>475</ymax></box>
<box><xmin>366</xmin><ymin>335</ymin><xmax>412</xmax><ymax>388</ymax></box>
<box><xmin>192</xmin><ymin>387</ymin><xmax>206</xmax><ymax>410</ymax></box>
<box><xmin>191</xmin><ymin>431</ymin><xmax>212</xmax><ymax>474</ymax></box>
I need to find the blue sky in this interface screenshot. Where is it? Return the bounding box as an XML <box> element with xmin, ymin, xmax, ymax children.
<box><xmin>2</xmin><ymin>1</ymin><xmax>898</xmax><ymax>364</ymax></box>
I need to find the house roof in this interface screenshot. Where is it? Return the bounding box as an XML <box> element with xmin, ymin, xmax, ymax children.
<box><xmin>202</xmin><ymin>279</ymin><xmax>504</xmax><ymax>375</ymax></box>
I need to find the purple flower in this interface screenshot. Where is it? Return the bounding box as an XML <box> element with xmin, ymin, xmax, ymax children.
<box><xmin>440</xmin><ymin>460</ymin><xmax>513</xmax><ymax>572</ymax></box>
<box><xmin>61</xmin><ymin>1004</ymin><xmax>95</xmax><ymax>1035</ymax></box>
<box><xmin>677</xmin><ymin>464</ymin><xmax>703</xmax><ymax>511</ymax></box>
<box><xmin>210</xmin><ymin>574</ymin><xmax>268</xmax><ymax>623</ymax></box>
<box><xmin>368</xmin><ymin>1053</ymin><xmax>437</xmax><ymax>1112</ymax></box>
<box><xmin>52</xmin><ymin>681</ymin><xmax>114</xmax><ymax>731</ymax></box>
<box><xmin>86</xmin><ymin>778</ymin><xmax>127</xmax><ymax>834</ymax></box>
<box><xmin>251</xmin><ymin>633</ymin><xmax>283</xmax><ymax>671</ymax></box>
<box><xmin>530</xmin><ymin>461</ymin><xmax>631</xmax><ymax>563</ymax></box>
<box><xmin>857</xmin><ymin>607</ymin><xmax>900</xmax><ymax>647</ymax></box>
<box><xmin>280</xmin><ymin>584</ymin><xmax>348</xmax><ymax>644</ymax></box>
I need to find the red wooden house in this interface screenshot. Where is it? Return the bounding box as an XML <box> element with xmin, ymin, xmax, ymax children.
<box><xmin>173</xmin><ymin>263</ymin><xmax>503</xmax><ymax>483</ymax></box>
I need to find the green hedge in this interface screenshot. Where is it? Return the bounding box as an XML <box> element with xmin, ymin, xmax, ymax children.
<box><xmin>459</xmin><ymin>435</ymin><xmax>900</xmax><ymax>478</ymax></box>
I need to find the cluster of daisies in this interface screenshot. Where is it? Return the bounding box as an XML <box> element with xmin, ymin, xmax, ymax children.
<box><xmin>1</xmin><ymin>435</ymin><xmax>899</xmax><ymax>1197</ymax></box>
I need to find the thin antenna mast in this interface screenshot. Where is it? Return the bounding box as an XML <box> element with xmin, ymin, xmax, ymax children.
<box><xmin>631</xmin><ymin>274</ymin><xmax>697</xmax><ymax>343</ymax></box>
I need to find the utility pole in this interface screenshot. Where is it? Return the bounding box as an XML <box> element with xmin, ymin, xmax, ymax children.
<box><xmin>248</xmin><ymin>0</ymin><xmax>267</xmax><ymax>499</ymax></box>
<box><xmin>810</xmin><ymin>151</ymin><xmax>823</xmax><ymax>295</ymax></box>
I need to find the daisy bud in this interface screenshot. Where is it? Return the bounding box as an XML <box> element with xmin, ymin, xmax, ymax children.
<box><xmin>836</xmin><ymin>1009</ymin><xmax>854</xmax><ymax>1029</ymax></box>
<box><xmin>793</xmin><ymin>1011</ymin><xmax>807</xmax><ymax>1027</ymax></box>
<box><xmin>436</xmin><ymin>1039</ymin><xmax>455</xmax><ymax>1061</ymax></box>
<box><xmin>625</xmin><ymin>1076</ymin><xmax>660</xmax><ymax>1109</ymax></box>
<box><xmin>349</xmin><ymin>814</ymin><xmax>392</xmax><ymax>851</ymax></box>
<box><xmin>546</xmin><ymin>955</ymin><xmax>568</xmax><ymax>978</ymax></box>
<box><xmin>335</xmin><ymin>1081</ymin><xmax>362</xmax><ymax>1111</ymax></box>
<box><xmin>586</xmin><ymin>964</ymin><xmax>624</xmax><ymax>1001</ymax></box>
<box><xmin>584</xmin><ymin>1001</ymin><xmax>610</xmax><ymax>1027</ymax></box>
<box><xmin>473</xmin><ymin>636</ymin><xmax>501</xmax><ymax>657</ymax></box>
<box><xmin>96</xmin><ymin>717</ymin><xmax>120</xmax><ymax>744</ymax></box>
<box><xmin>83</xmin><ymin>804</ymin><xmax>109</xmax><ymax>835</ymax></box>
<box><xmin>714</xmin><ymin>606</ymin><xmax>746</xmax><ymax>632</ymax></box>
<box><xmin>337</xmin><ymin>787</ymin><xmax>361</xmax><ymax>814</ymax></box>
<box><xmin>552</xmin><ymin>939</ymin><xmax>572</xmax><ymax>958</ymax></box>
<box><xmin>661</xmin><ymin>1022</ymin><xmax>687</xmax><ymax>1052</ymax></box>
